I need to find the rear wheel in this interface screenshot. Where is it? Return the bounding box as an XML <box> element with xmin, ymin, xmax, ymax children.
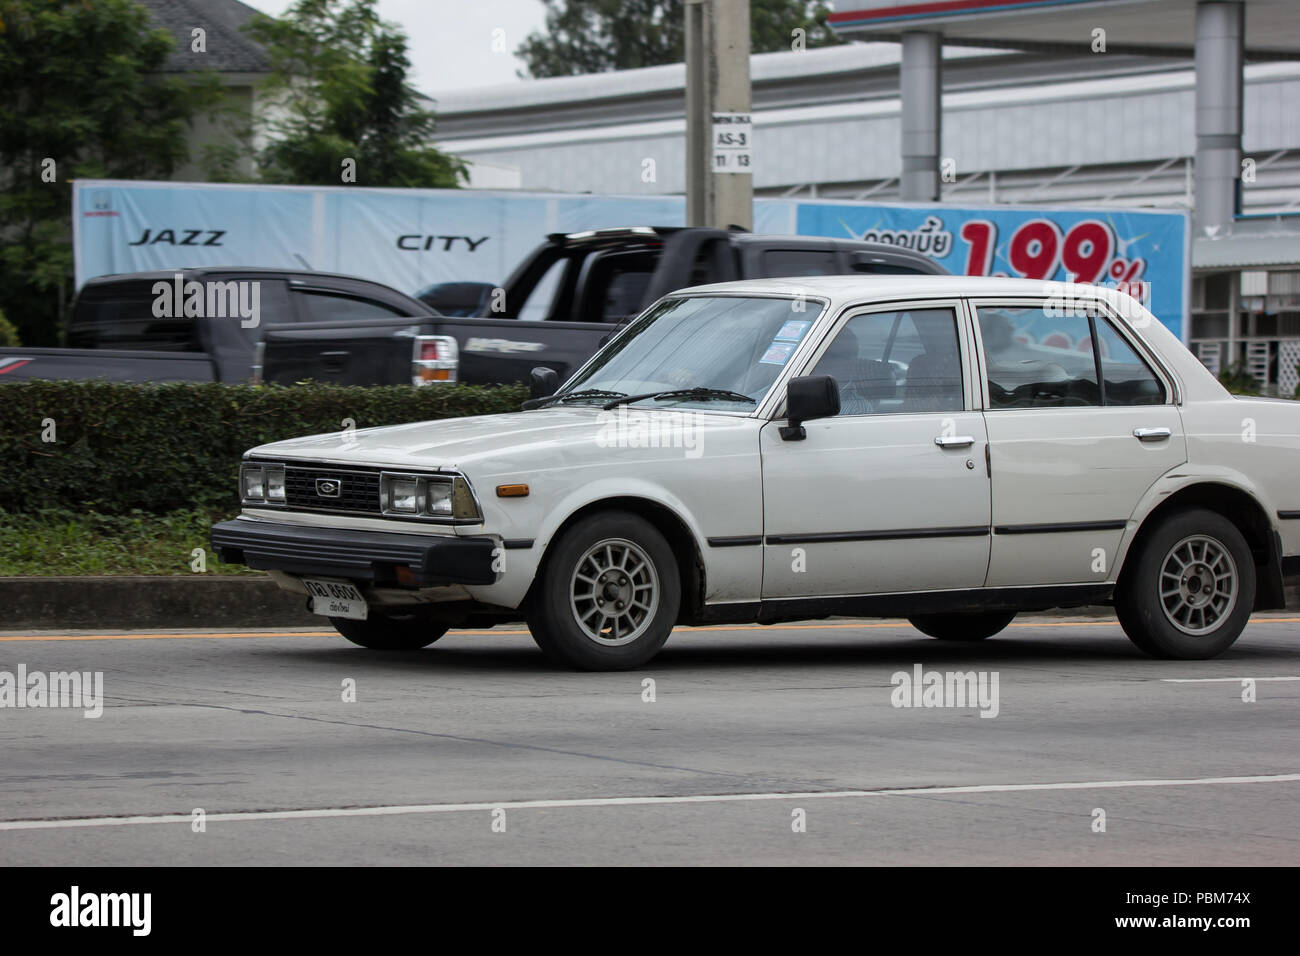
<box><xmin>908</xmin><ymin>611</ymin><xmax>1016</xmax><ymax>641</ymax></box>
<box><xmin>527</xmin><ymin>511</ymin><xmax>680</xmax><ymax>670</ymax></box>
<box><xmin>1116</xmin><ymin>508</ymin><xmax>1254</xmax><ymax>660</ymax></box>
<box><xmin>330</xmin><ymin>611</ymin><xmax>448</xmax><ymax>650</ymax></box>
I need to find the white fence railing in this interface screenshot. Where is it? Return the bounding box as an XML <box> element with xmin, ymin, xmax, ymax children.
<box><xmin>1191</xmin><ymin>337</ymin><xmax>1300</xmax><ymax>396</ymax></box>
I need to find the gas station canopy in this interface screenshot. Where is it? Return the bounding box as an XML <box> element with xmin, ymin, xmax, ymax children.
<box><xmin>829</xmin><ymin>0</ymin><xmax>1300</xmax><ymax>59</ymax></box>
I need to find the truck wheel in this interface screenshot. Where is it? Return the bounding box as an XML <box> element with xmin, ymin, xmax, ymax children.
<box><xmin>330</xmin><ymin>612</ymin><xmax>448</xmax><ymax>650</ymax></box>
<box><xmin>908</xmin><ymin>612</ymin><xmax>1016</xmax><ymax>641</ymax></box>
<box><xmin>527</xmin><ymin>511</ymin><xmax>681</xmax><ymax>670</ymax></box>
<box><xmin>1116</xmin><ymin>509</ymin><xmax>1255</xmax><ymax>660</ymax></box>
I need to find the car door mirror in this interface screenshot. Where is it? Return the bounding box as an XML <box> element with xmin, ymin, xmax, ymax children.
<box><xmin>529</xmin><ymin>366</ymin><xmax>559</xmax><ymax>400</ymax></box>
<box><xmin>781</xmin><ymin>375</ymin><xmax>840</xmax><ymax>441</ymax></box>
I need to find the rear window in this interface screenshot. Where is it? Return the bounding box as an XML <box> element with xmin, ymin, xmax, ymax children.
<box><xmin>68</xmin><ymin>281</ymin><xmax>198</xmax><ymax>351</ymax></box>
<box><xmin>582</xmin><ymin>250</ymin><xmax>658</xmax><ymax>322</ymax></box>
<box><xmin>761</xmin><ymin>248</ymin><xmax>841</xmax><ymax>277</ymax></box>
<box><xmin>852</xmin><ymin>262</ymin><xmax>932</xmax><ymax>276</ymax></box>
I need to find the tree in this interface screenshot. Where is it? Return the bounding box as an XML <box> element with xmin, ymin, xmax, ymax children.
<box><xmin>516</xmin><ymin>0</ymin><xmax>842</xmax><ymax>78</ymax></box>
<box><xmin>0</xmin><ymin>0</ymin><xmax>222</xmax><ymax>345</ymax></box>
<box><xmin>246</xmin><ymin>0</ymin><xmax>465</xmax><ymax>188</ymax></box>
<box><xmin>0</xmin><ymin>306</ymin><xmax>18</xmax><ymax>346</ymax></box>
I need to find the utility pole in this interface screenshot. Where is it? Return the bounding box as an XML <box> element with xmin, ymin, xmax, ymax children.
<box><xmin>685</xmin><ymin>0</ymin><xmax>753</xmax><ymax>230</ymax></box>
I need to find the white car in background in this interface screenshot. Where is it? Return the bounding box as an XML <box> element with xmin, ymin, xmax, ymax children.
<box><xmin>212</xmin><ymin>276</ymin><xmax>1300</xmax><ymax>670</ymax></box>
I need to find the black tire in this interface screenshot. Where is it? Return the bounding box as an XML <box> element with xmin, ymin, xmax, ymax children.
<box><xmin>908</xmin><ymin>611</ymin><xmax>1016</xmax><ymax>641</ymax></box>
<box><xmin>1116</xmin><ymin>508</ymin><xmax>1255</xmax><ymax>660</ymax></box>
<box><xmin>330</xmin><ymin>611</ymin><xmax>448</xmax><ymax>650</ymax></box>
<box><xmin>527</xmin><ymin>511</ymin><xmax>681</xmax><ymax>670</ymax></box>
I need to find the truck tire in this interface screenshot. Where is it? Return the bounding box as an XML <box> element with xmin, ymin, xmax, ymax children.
<box><xmin>908</xmin><ymin>612</ymin><xmax>1016</xmax><ymax>641</ymax></box>
<box><xmin>1116</xmin><ymin>508</ymin><xmax>1255</xmax><ymax>660</ymax></box>
<box><xmin>527</xmin><ymin>511</ymin><xmax>681</xmax><ymax>670</ymax></box>
<box><xmin>330</xmin><ymin>612</ymin><xmax>448</xmax><ymax>650</ymax></box>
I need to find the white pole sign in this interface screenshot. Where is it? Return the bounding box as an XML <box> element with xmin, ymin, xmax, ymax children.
<box><xmin>711</xmin><ymin>112</ymin><xmax>753</xmax><ymax>174</ymax></box>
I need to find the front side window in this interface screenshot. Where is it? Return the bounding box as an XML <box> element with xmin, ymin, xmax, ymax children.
<box><xmin>516</xmin><ymin>256</ymin><xmax>568</xmax><ymax>322</ymax></box>
<box><xmin>809</xmin><ymin>307</ymin><xmax>964</xmax><ymax>415</ymax></box>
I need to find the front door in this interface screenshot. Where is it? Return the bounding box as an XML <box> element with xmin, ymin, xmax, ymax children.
<box><xmin>760</xmin><ymin>302</ymin><xmax>992</xmax><ymax>599</ymax></box>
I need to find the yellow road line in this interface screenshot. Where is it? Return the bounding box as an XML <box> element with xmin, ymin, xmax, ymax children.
<box><xmin>0</xmin><ymin>631</ymin><xmax>337</xmax><ymax>642</ymax></box>
<box><xmin>1</xmin><ymin>617</ymin><xmax>1296</xmax><ymax>642</ymax></box>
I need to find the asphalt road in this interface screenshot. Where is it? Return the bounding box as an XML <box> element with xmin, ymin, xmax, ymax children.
<box><xmin>1</xmin><ymin>615</ymin><xmax>1297</xmax><ymax>865</ymax></box>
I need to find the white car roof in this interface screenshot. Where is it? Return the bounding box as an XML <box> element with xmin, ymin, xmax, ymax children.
<box><xmin>674</xmin><ymin>274</ymin><xmax>1224</xmax><ymax>404</ymax></box>
<box><xmin>680</xmin><ymin>274</ymin><xmax>1118</xmax><ymax>304</ymax></box>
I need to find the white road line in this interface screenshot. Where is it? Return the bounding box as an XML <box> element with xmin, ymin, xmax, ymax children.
<box><xmin>2</xmin><ymin>773</ymin><xmax>1297</xmax><ymax>832</ymax></box>
<box><xmin>1161</xmin><ymin>677</ymin><xmax>1300</xmax><ymax>683</ymax></box>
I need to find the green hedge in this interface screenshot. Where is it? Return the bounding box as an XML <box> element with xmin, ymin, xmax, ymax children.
<box><xmin>0</xmin><ymin>380</ymin><xmax>527</xmax><ymax>515</ymax></box>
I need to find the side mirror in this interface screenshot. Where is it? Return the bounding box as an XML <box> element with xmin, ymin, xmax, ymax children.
<box><xmin>529</xmin><ymin>366</ymin><xmax>559</xmax><ymax>400</ymax></box>
<box><xmin>781</xmin><ymin>375</ymin><xmax>839</xmax><ymax>441</ymax></box>
<box><xmin>520</xmin><ymin>367</ymin><xmax>560</xmax><ymax>409</ymax></box>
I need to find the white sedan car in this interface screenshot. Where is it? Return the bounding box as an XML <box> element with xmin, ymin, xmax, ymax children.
<box><xmin>212</xmin><ymin>276</ymin><xmax>1300</xmax><ymax>669</ymax></box>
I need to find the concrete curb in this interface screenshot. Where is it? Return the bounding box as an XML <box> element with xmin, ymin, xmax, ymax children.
<box><xmin>0</xmin><ymin>575</ymin><xmax>317</xmax><ymax>631</ymax></box>
<box><xmin>1</xmin><ymin>576</ymin><xmax>1294</xmax><ymax>632</ymax></box>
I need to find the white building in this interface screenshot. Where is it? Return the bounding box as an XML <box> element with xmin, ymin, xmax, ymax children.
<box><xmin>433</xmin><ymin>0</ymin><xmax>1300</xmax><ymax>393</ymax></box>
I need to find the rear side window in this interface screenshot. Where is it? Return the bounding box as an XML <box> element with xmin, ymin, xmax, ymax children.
<box><xmin>977</xmin><ymin>304</ymin><xmax>1164</xmax><ymax>408</ymax></box>
<box><xmin>761</xmin><ymin>248</ymin><xmax>841</xmax><ymax>277</ymax></box>
<box><xmin>295</xmin><ymin>291</ymin><xmax>410</xmax><ymax>323</ymax></box>
<box><xmin>1094</xmin><ymin>318</ymin><xmax>1166</xmax><ymax>405</ymax></box>
<box><xmin>978</xmin><ymin>307</ymin><xmax>1099</xmax><ymax>408</ymax></box>
<box><xmin>68</xmin><ymin>281</ymin><xmax>198</xmax><ymax>351</ymax></box>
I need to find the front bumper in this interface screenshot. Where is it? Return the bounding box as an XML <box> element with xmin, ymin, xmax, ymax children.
<box><xmin>210</xmin><ymin>518</ymin><xmax>497</xmax><ymax>587</ymax></box>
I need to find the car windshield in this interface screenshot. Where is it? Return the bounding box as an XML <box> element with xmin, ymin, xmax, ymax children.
<box><xmin>558</xmin><ymin>295</ymin><xmax>823</xmax><ymax>410</ymax></box>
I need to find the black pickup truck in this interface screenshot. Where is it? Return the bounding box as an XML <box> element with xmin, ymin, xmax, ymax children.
<box><xmin>259</xmin><ymin>227</ymin><xmax>948</xmax><ymax>388</ymax></box>
<box><xmin>0</xmin><ymin>268</ymin><xmax>433</xmax><ymax>384</ymax></box>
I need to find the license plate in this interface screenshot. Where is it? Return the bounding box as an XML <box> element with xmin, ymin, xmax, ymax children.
<box><xmin>303</xmin><ymin>578</ymin><xmax>368</xmax><ymax>620</ymax></box>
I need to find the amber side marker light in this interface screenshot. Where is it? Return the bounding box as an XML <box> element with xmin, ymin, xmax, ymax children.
<box><xmin>496</xmin><ymin>484</ymin><xmax>529</xmax><ymax>498</ymax></box>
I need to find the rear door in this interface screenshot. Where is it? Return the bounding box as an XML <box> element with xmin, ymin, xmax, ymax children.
<box><xmin>973</xmin><ymin>297</ymin><xmax>1186</xmax><ymax>587</ymax></box>
<box><xmin>268</xmin><ymin>285</ymin><xmax>429</xmax><ymax>385</ymax></box>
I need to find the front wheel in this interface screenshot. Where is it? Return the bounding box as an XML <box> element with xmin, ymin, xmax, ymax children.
<box><xmin>908</xmin><ymin>611</ymin><xmax>1016</xmax><ymax>641</ymax></box>
<box><xmin>1116</xmin><ymin>508</ymin><xmax>1255</xmax><ymax>660</ymax></box>
<box><xmin>330</xmin><ymin>611</ymin><xmax>448</xmax><ymax>650</ymax></box>
<box><xmin>527</xmin><ymin>511</ymin><xmax>681</xmax><ymax>670</ymax></box>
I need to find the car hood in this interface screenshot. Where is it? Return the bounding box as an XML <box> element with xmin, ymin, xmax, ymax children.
<box><xmin>248</xmin><ymin>406</ymin><xmax>758</xmax><ymax>473</ymax></box>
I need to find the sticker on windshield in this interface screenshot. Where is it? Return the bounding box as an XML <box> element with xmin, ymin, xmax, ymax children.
<box><xmin>759</xmin><ymin>341</ymin><xmax>796</xmax><ymax>365</ymax></box>
<box><xmin>774</xmin><ymin>319</ymin><xmax>811</xmax><ymax>342</ymax></box>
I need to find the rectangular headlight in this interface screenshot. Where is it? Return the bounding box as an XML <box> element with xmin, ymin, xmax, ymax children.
<box><xmin>265</xmin><ymin>465</ymin><xmax>286</xmax><ymax>503</ymax></box>
<box><xmin>389</xmin><ymin>477</ymin><xmax>420</xmax><ymax>513</ymax></box>
<box><xmin>241</xmin><ymin>464</ymin><xmax>265</xmax><ymax>501</ymax></box>
<box><xmin>425</xmin><ymin>479</ymin><xmax>454</xmax><ymax>515</ymax></box>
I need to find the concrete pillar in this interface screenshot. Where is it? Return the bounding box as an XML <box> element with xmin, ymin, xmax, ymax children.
<box><xmin>1194</xmin><ymin>1</ymin><xmax>1244</xmax><ymax>236</ymax></box>
<box><xmin>900</xmin><ymin>31</ymin><xmax>942</xmax><ymax>203</ymax></box>
<box><xmin>685</xmin><ymin>0</ymin><xmax>753</xmax><ymax>230</ymax></box>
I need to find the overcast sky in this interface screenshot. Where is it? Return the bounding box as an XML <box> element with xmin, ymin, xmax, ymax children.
<box><xmin>243</xmin><ymin>0</ymin><xmax>550</xmax><ymax>96</ymax></box>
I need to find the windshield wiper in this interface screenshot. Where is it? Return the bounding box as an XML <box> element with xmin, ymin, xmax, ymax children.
<box><xmin>602</xmin><ymin>387</ymin><xmax>757</xmax><ymax>410</ymax></box>
<box><xmin>522</xmin><ymin>388</ymin><xmax>627</xmax><ymax>410</ymax></box>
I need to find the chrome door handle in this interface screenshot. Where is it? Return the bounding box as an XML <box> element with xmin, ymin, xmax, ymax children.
<box><xmin>1133</xmin><ymin>427</ymin><xmax>1172</xmax><ymax>442</ymax></box>
<box><xmin>935</xmin><ymin>435</ymin><xmax>976</xmax><ymax>448</ymax></box>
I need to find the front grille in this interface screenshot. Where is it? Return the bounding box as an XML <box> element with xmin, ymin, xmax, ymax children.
<box><xmin>284</xmin><ymin>465</ymin><xmax>381</xmax><ymax>515</ymax></box>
